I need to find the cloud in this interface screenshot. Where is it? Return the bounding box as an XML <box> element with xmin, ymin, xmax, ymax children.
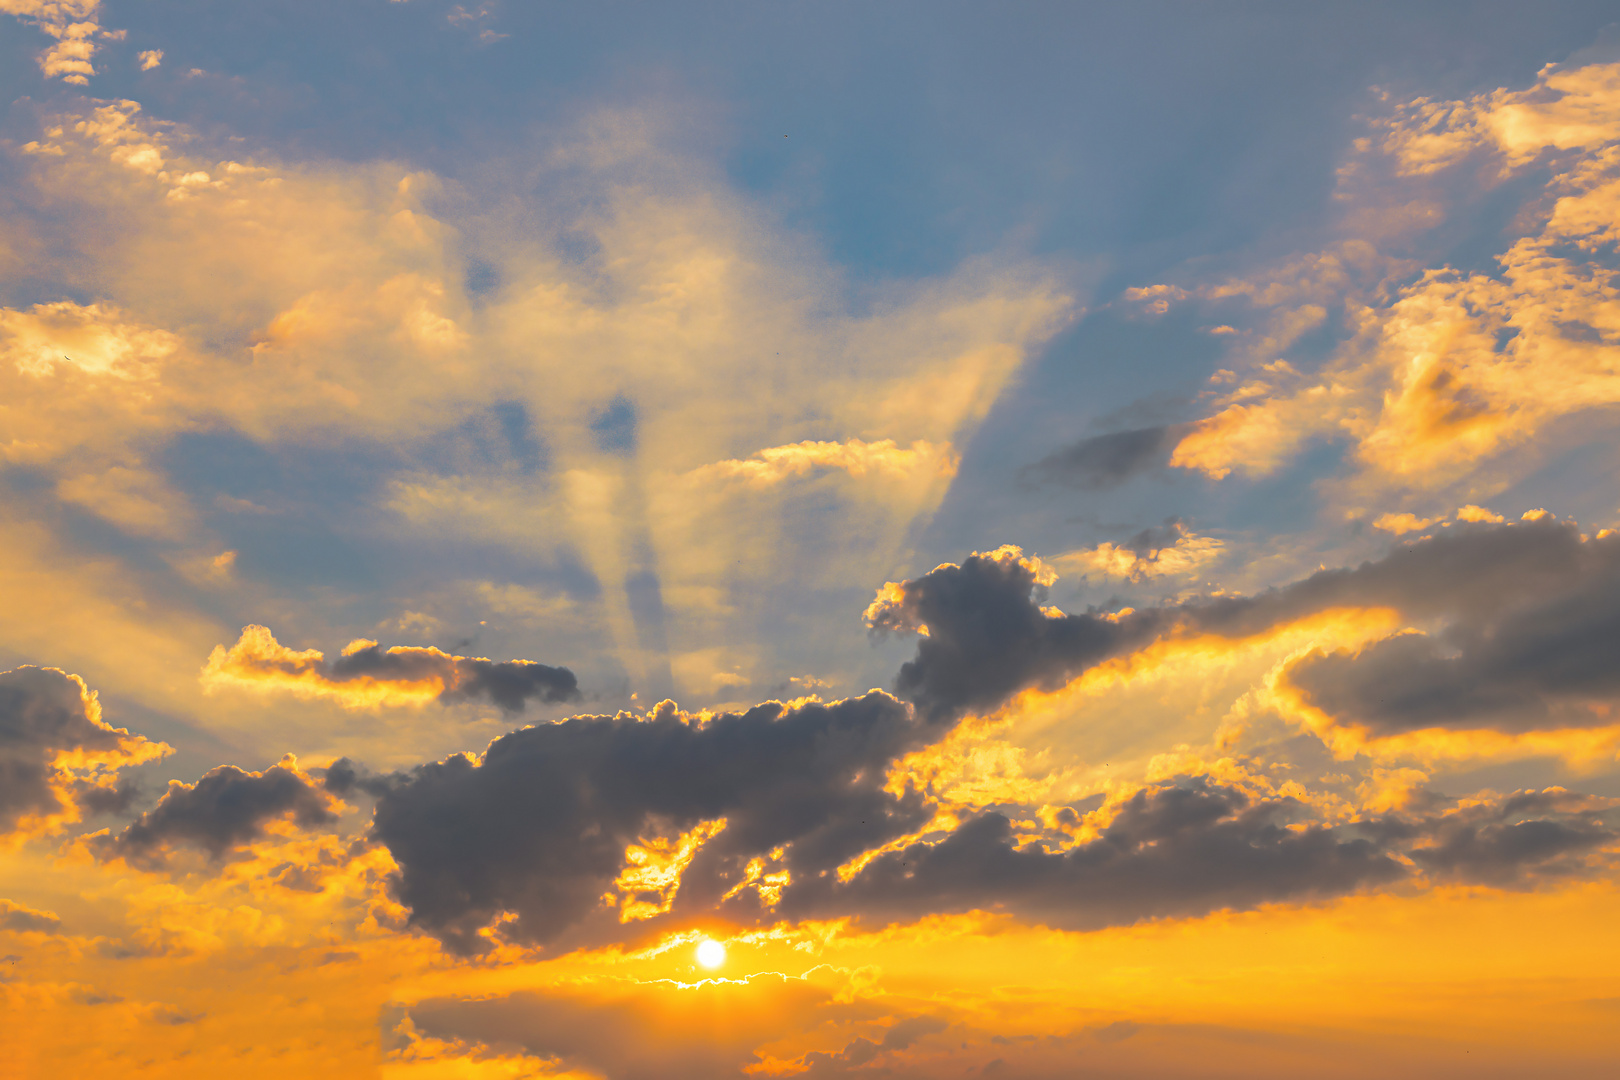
<box><xmin>1372</xmin><ymin>513</ymin><xmax>1438</xmax><ymax>536</ymax></box>
<box><xmin>88</xmin><ymin>757</ymin><xmax>338</xmax><ymax>868</ymax></box>
<box><xmin>864</xmin><ymin>545</ymin><xmax>1174</xmax><ymax>723</ymax></box>
<box><xmin>1406</xmin><ymin>789</ymin><xmax>1615</xmax><ymax>885</ymax></box>
<box><xmin>869</xmin><ymin>520</ymin><xmax>1620</xmax><ymax>753</ymax></box>
<box><xmin>0</xmin><ymin>898</ymin><xmax>63</xmax><ymax>934</ymax></box>
<box><xmin>1376</xmin><ymin>59</ymin><xmax>1620</xmax><ymax>174</ymax></box>
<box><xmin>779</xmin><ymin>778</ymin><xmax>1405</xmax><ymax>930</ymax></box>
<box><xmin>1022</xmin><ymin>425</ymin><xmax>1182</xmax><ymax>490</ymax></box>
<box><xmin>369</xmin><ymin>692</ymin><xmax>930</xmax><ymax>953</ymax></box>
<box><xmin>1158</xmin><ymin>57</ymin><xmax>1620</xmax><ymax>495</ymax></box>
<box><xmin>0</xmin><ymin>95</ymin><xmax>1072</xmax><ymax>718</ymax></box>
<box><xmin>0</xmin><ymin>666</ymin><xmax>169</xmax><ymax>844</ymax></box>
<box><xmin>777</xmin><ymin>777</ymin><xmax>1616</xmax><ymax>933</ymax></box>
<box><xmin>691</xmin><ymin>438</ymin><xmax>958</xmax><ymax>488</ymax></box>
<box><xmin>1280</xmin><ymin>538</ymin><xmax>1620</xmax><ymax>739</ymax></box>
<box><xmin>1050</xmin><ymin>520</ymin><xmax>1224</xmax><ymax>582</ymax></box>
<box><xmin>373</xmin><ymin>720</ymin><xmax>1613</xmax><ymax>962</ymax></box>
<box><xmin>201</xmin><ymin>625</ymin><xmax>579</xmax><ymax>712</ymax></box>
<box><xmin>0</xmin><ymin>0</ymin><xmax>124</xmax><ymax>85</ymax></box>
<box><xmin>0</xmin><ymin>300</ymin><xmax>177</xmax><ymax>378</ymax></box>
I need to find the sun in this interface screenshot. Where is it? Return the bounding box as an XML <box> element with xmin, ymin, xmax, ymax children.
<box><xmin>695</xmin><ymin>939</ymin><xmax>726</xmax><ymax>969</ymax></box>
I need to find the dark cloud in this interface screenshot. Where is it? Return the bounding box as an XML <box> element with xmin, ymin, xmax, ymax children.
<box><xmin>1285</xmin><ymin>547</ymin><xmax>1620</xmax><ymax>734</ymax></box>
<box><xmin>1407</xmin><ymin>789</ymin><xmax>1615</xmax><ymax>884</ymax></box>
<box><xmin>779</xmin><ymin>779</ymin><xmax>1405</xmax><ymax>930</ymax></box>
<box><xmin>329</xmin><ymin>644</ymin><xmax>579</xmax><ymax>712</ymax></box>
<box><xmin>0</xmin><ymin>666</ymin><xmax>160</xmax><ymax>837</ymax></box>
<box><xmin>872</xmin><ymin>519</ymin><xmax>1617</xmax><ymax>727</ymax></box>
<box><xmin>371</xmin><ymin>693</ymin><xmax>932</xmax><ymax>954</ymax></box>
<box><xmin>206</xmin><ymin>625</ymin><xmax>580</xmax><ymax>714</ymax></box>
<box><xmin>208</xmin><ymin>519</ymin><xmax>1620</xmax><ymax>963</ymax></box>
<box><xmin>89</xmin><ymin>763</ymin><xmax>337</xmax><ymax>868</ymax></box>
<box><xmin>1022</xmin><ymin>426</ymin><xmax>1182</xmax><ymax>490</ymax></box>
<box><xmin>866</xmin><ymin>547</ymin><xmax>1174</xmax><ymax>722</ymax></box>
<box><xmin>0</xmin><ymin>898</ymin><xmax>62</xmax><ymax>934</ymax></box>
<box><xmin>777</xmin><ymin>780</ymin><xmax>1616</xmax><ymax>932</ymax></box>
<box><xmin>78</xmin><ymin>777</ymin><xmax>143</xmax><ymax>816</ymax></box>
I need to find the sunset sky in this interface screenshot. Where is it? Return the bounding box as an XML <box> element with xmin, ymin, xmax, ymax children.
<box><xmin>5</xmin><ymin>3</ymin><xmax>1620</xmax><ymax>1076</ymax></box>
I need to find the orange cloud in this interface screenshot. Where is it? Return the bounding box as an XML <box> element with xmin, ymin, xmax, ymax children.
<box><xmin>1160</xmin><ymin>59</ymin><xmax>1620</xmax><ymax>496</ymax></box>
<box><xmin>1268</xmin><ymin>644</ymin><xmax>1620</xmax><ymax>767</ymax></box>
<box><xmin>615</xmin><ymin>819</ymin><xmax>729</xmax><ymax>922</ymax></box>
<box><xmin>200</xmin><ymin>625</ymin><xmax>579</xmax><ymax>712</ymax></box>
<box><xmin>1372</xmin><ymin>512</ymin><xmax>1438</xmax><ymax>535</ymax></box>
<box><xmin>1050</xmin><ymin>529</ymin><xmax>1224</xmax><ymax>582</ymax></box>
<box><xmin>1</xmin><ymin>0</ymin><xmax>124</xmax><ymax>85</ymax></box>
<box><xmin>692</xmin><ymin>437</ymin><xmax>958</xmax><ymax>487</ymax></box>
<box><xmin>0</xmin><ymin>665</ymin><xmax>170</xmax><ymax>846</ymax></box>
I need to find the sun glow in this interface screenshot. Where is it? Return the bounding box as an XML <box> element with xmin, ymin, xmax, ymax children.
<box><xmin>696</xmin><ymin>938</ymin><xmax>727</xmax><ymax>969</ymax></box>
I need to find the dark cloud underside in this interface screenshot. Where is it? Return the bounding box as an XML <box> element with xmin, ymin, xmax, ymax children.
<box><xmin>90</xmin><ymin>764</ymin><xmax>335</xmax><ymax>867</ymax></box>
<box><xmin>371</xmin><ymin>693</ymin><xmax>931</xmax><ymax>953</ymax></box>
<box><xmin>875</xmin><ymin>520</ymin><xmax>1620</xmax><ymax>731</ymax></box>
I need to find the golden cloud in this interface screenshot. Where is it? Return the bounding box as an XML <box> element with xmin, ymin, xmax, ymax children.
<box><xmin>1151</xmin><ymin>60</ymin><xmax>1620</xmax><ymax>499</ymax></box>
<box><xmin>201</xmin><ymin>625</ymin><xmax>579</xmax><ymax>712</ymax></box>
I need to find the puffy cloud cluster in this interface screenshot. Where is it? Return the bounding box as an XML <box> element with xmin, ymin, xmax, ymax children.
<box><xmin>865</xmin><ymin>545</ymin><xmax>1171</xmax><ymax>723</ymax></box>
<box><xmin>784</xmin><ymin>778</ymin><xmax>1405</xmax><ymax>929</ymax></box>
<box><xmin>1050</xmin><ymin>520</ymin><xmax>1224</xmax><ymax>583</ymax></box>
<box><xmin>868</xmin><ymin>520</ymin><xmax>1620</xmax><ymax>759</ymax></box>
<box><xmin>0</xmin><ymin>666</ymin><xmax>168</xmax><ymax>844</ymax></box>
<box><xmin>1124</xmin><ymin>57</ymin><xmax>1620</xmax><ymax>502</ymax></box>
<box><xmin>368</xmin><ymin>692</ymin><xmax>929</xmax><ymax>953</ymax></box>
<box><xmin>365</xmin><ymin>712</ymin><xmax>1615</xmax><ymax>954</ymax></box>
<box><xmin>1404</xmin><ymin>788</ymin><xmax>1615</xmax><ymax>885</ymax></box>
<box><xmin>88</xmin><ymin>757</ymin><xmax>339</xmax><ymax>869</ymax></box>
<box><xmin>201</xmin><ymin>625</ymin><xmax>579</xmax><ymax>712</ymax></box>
<box><xmin>0</xmin><ymin>0</ymin><xmax>123</xmax><ymax>85</ymax></box>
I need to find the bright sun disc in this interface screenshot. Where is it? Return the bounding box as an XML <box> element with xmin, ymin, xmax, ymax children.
<box><xmin>696</xmin><ymin>939</ymin><xmax>726</xmax><ymax>968</ymax></box>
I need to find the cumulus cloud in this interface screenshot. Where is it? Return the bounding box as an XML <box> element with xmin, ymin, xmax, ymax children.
<box><xmin>1050</xmin><ymin>520</ymin><xmax>1224</xmax><ymax>582</ymax></box>
<box><xmin>0</xmin><ymin>300</ymin><xmax>177</xmax><ymax>379</ymax></box>
<box><xmin>0</xmin><ymin>0</ymin><xmax>123</xmax><ymax>85</ymax></box>
<box><xmin>0</xmin><ymin>666</ymin><xmax>169</xmax><ymax>843</ymax></box>
<box><xmin>867</xmin><ymin>545</ymin><xmax>1176</xmax><ymax>722</ymax></box>
<box><xmin>780</xmin><ymin>777</ymin><xmax>1405</xmax><ymax>930</ymax></box>
<box><xmin>868</xmin><ymin>520</ymin><xmax>1620</xmax><ymax>755</ymax></box>
<box><xmin>799</xmin><ymin>780</ymin><xmax>1614</xmax><ymax>932</ymax></box>
<box><xmin>88</xmin><ymin>757</ymin><xmax>338</xmax><ymax>868</ymax></box>
<box><xmin>1404</xmin><ymin>788</ymin><xmax>1615</xmax><ymax>885</ymax></box>
<box><xmin>367</xmin><ymin>701</ymin><xmax>1615</xmax><ymax>958</ymax></box>
<box><xmin>1157</xmin><ymin>57</ymin><xmax>1620</xmax><ymax>496</ymax></box>
<box><xmin>369</xmin><ymin>692</ymin><xmax>930</xmax><ymax>953</ymax></box>
<box><xmin>1280</xmin><ymin>540</ymin><xmax>1620</xmax><ymax>740</ymax></box>
<box><xmin>0</xmin><ymin>897</ymin><xmax>63</xmax><ymax>933</ymax></box>
<box><xmin>201</xmin><ymin>625</ymin><xmax>579</xmax><ymax>712</ymax></box>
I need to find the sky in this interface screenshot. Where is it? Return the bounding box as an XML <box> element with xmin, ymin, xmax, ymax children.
<box><xmin>4</xmin><ymin>2</ymin><xmax>1620</xmax><ymax>1076</ymax></box>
